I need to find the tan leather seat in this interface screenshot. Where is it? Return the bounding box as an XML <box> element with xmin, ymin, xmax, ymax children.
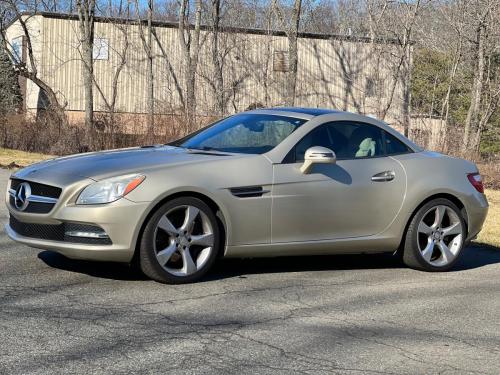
<box><xmin>355</xmin><ymin>138</ymin><xmax>376</xmax><ymax>157</ymax></box>
<box><xmin>349</xmin><ymin>127</ymin><xmax>377</xmax><ymax>158</ymax></box>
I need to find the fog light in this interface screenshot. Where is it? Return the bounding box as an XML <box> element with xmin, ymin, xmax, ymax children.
<box><xmin>65</xmin><ymin>230</ymin><xmax>109</xmax><ymax>239</ymax></box>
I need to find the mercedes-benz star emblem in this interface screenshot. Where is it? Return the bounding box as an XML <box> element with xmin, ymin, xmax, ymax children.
<box><xmin>14</xmin><ymin>182</ymin><xmax>31</xmax><ymax>211</ymax></box>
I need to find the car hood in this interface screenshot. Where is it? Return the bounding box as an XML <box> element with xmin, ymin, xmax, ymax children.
<box><xmin>12</xmin><ymin>146</ymin><xmax>235</xmax><ymax>186</ymax></box>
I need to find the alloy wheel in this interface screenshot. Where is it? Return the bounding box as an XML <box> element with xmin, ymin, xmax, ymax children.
<box><xmin>153</xmin><ymin>205</ymin><xmax>214</xmax><ymax>276</ymax></box>
<box><xmin>417</xmin><ymin>205</ymin><xmax>464</xmax><ymax>267</ymax></box>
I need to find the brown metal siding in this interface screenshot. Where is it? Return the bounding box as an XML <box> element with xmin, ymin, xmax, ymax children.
<box><xmin>36</xmin><ymin>16</ymin><xmax>403</xmax><ymax>120</ymax></box>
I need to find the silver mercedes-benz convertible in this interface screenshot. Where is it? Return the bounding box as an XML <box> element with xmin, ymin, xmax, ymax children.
<box><xmin>5</xmin><ymin>108</ymin><xmax>488</xmax><ymax>283</ymax></box>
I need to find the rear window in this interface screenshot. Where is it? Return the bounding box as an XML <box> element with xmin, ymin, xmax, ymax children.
<box><xmin>385</xmin><ymin>132</ymin><xmax>412</xmax><ymax>155</ymax></box>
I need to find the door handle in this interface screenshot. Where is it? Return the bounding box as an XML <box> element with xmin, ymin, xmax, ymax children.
<box><xmin>371</xmin><ymin>171</ymin><xmax>395</xmax><ymax>182</ymax></box>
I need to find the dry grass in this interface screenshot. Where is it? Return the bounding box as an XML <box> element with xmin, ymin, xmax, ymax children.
<box><xmin>476</xmin><ymin>189</ymin><xmax>500</xmax><ymax>248</ymax></box>
<box><xmin>0</xmin><ymin>148</ymin><xmax>55</xmax><ymax>168</ymax></box>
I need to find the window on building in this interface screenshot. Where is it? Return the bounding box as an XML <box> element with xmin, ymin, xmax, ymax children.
<box><xmin>365</xmin><ymin>77</ymin><xmax>377</xmax><ymax>98</ymax></box>
<box><xmin>11</xmin><ymin>36</ymin><xmax>23</xmax><ymax>63</ymax></box>
<box><xmin>93</xmin><ymin>37</ymin><xmax>109</xmax><ymax>60</ymax></box>
<box><xmin>273</xmin><ymin>51</ymin><xmax>289</xmax><ymax>72</ymax></box>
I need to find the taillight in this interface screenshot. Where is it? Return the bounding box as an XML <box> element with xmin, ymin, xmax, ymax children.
<box><xmin>467</xmin><ymin>173</ymin><xmax>484</xmax><ymax>193</ymax></box>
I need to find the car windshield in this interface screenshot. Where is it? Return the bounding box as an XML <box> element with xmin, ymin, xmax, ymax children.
<box><xmin>178</xmin><ymin>114</ymin><xmax>307</xmax><ymax>154</ymax></box>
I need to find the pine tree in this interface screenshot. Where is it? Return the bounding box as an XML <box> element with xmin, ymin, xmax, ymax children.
<box><xmin>0</xmin><ymin>45</ymin><xmax>22</xmax><ymax>117</ymax></box>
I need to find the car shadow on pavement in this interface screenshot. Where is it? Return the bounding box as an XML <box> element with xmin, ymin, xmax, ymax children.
<box><xmin>38</xmin><ymin>243</ymin><xmax>500</xmax><ymax>282</ymax></box>
<box><xmin>452</xmin><ymin>243</ymin><xmax>500</xmax><ymax>271</ymax></box>
<box><xmin>37</xmin><ymin>251</ymin><xmax>148</xmax><ymax>281</ymax></box>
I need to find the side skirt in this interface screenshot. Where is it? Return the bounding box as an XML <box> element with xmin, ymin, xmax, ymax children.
<box><xmin>224</xmin><ymin>235</ymin><xmax>400</xmax><ymax>258</ymax></box>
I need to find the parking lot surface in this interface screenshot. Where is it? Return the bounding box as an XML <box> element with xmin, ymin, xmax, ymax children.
<box><xmin>0</xmin><ymin>168</ymin><xmax>499</xmax><ymax>374</ymax></box>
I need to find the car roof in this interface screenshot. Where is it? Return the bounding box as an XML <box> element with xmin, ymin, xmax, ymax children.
<box><xmin>244</xmin><ymin>107</ymin><xmax>342</xmax><ymax>120</ymax></box>
<box><xmin>266</xmin><ymin>107</ymin><xmax>341</xmax><ymax>116</ymax></box>
<box><xmin>240</xmin><ymin>107</ymin><xmax>422</xmax><ymax>153</ymax></box>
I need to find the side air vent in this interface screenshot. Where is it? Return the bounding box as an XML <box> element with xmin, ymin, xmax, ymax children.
<box><xmin>229</xmin><ymin>186</ymin><xmax>269</xmax><ymax>198</ymax></box>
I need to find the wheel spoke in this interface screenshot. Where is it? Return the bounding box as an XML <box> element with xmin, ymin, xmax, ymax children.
<box><xmin>158</xmin><ymin>216</ymin><xmax>178</xmax><ymax>235</ymax></box>
<box><xmin>442</xmin><ymin>222</ymin><xmax>461</xmax><ymax>236</ymax></box>
<box><xmin>433</xmin><ymin>206</ymin><xmax>445</xmax><ymax>228</ymax></box>
<box><xmin>437</xmin><ymin>240</ymin><xmax>454</xmax><ymax>263</ymax></box>
<box><xmin>421</xmin><ymin>239</ymin><xmax>435</xmax><ymax>262</ymax></box>
<box><xmin>181</xmin><ymin>248</ymin><xmax>197</xmax><ymax>274</ymax></box>
<box><xmin>418</xmin><ymin>221</ymin><xmax>432</xmax><ymax>235</ymax></box>
<box><xmin>181</xmin><ymin>206</ymin><xmax>200</xmax><ymax>233</ymax></box>
<box><xmin>154</xmin><ymin>203</ymin><xmax>215</xmax><ymax>277</ymax></box>
<box><xmin>190</xmin><ymin>233</ymin><xmax>214</xmax><ymax>247</ymax></box>
<box><xmin>156</xmin><ymin>243</ymin><xmax>177</xmax><ymax>265</ymax></box>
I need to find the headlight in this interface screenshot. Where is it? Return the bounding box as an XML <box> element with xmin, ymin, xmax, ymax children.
<box><xmin>76</xmin><ymin>174</ymin><xmax>146</xmax><ymax>205</ymax></box>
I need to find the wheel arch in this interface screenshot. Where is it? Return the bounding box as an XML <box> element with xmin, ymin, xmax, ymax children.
<box><xmin>131</xmin><ymin>191</ymin><xmax>228</xmax><ymax>265</ymax></box>
<box><xmin>397</xmin><ymin>192</ymin><xmax>469</xmax><ymax>252</ymax></box>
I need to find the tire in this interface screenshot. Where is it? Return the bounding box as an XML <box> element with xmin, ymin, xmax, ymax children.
<box><xmin>139</xmin><ymin>197</ymin><xmax>221</xmax><ymax>284</ymax></box>
<box><xmin>403</xmin><ymin>198</ymin><xmax>466</xmax><ymax>272</ymax></box>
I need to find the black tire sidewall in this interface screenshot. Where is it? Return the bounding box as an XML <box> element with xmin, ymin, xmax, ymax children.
<box><xmin>140</xmin><ymin>197</ymin><xmax>221</xmax><ymax>284</ymax></box>
<box><xmin>406</xmin><ymin>198</ymin><xmax>466</xmax><ymax>272</ymax></box>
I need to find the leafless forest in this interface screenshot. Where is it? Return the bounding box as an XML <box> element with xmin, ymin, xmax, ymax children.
<box><xmin>0</xmin><ymin>0</ymin><xmax>498</xmax><ymax>166</ymax></box>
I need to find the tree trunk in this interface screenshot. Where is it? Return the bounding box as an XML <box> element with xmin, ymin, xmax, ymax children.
<box><xmin>146</xmin><ymin>0</ymin><xmax>155</xmax><ymax>143</ymax></box>
<box><xmin>29</xmin><ymin>74</ymin><xmax>68</xmax><ymax>127</ymax></box>
<box><xmin>462</xmin><ymin>23</ymin><xmax>485</xmax><ymax>154</ymax></box>
<box><xmin>401</xmin><ymin>44</ymin><xmax>412</xmax><ymax>138</ymax></box>
<box><xmin>77</xmin><ymin>0</ymin><xmax>96</xmax><ymax>148</ymax></box>
<box><xmin>438</xmin><ymin>39</ymin><xmax>462</xmax><ymax>153</ymax></box>
<box><xmin>211</xmin><ymin>0</ymin><xmax>224</xmax><ymax>115</ymax></box>
<box><xmin>178</xmin><ymin>0</ymin><xmax>202</xmax><ymax>132</ymax></box>
<box><xmin>286</xmin><ymin>0</ymin><xmax>301</xmax><ymax>106</ymax></box>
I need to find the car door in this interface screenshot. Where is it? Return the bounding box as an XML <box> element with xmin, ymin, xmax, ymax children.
<box><xmin>271</xmin><ymin>121</ymin><xmax>407</xmax><ymax>243</ymax></box>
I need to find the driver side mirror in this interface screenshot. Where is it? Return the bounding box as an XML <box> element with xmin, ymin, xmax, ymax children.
<box><xmin>300</xmin><ymin>146</ymin><xmax>336</xmax><ymax>174</ymax></box>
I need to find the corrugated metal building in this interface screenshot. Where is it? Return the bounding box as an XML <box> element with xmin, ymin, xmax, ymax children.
<box><xmin>5</xmin><ymin>12</ymin><xmax>406</xmax><ymax>127</ymax></box>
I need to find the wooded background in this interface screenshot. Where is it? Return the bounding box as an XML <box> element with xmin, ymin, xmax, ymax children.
<box><xmin>0</xmin><ymin>0</ymin><xmax>498</xmax><ymax>161</ymax></box>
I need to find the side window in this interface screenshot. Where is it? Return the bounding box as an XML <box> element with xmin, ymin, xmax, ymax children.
<box><xmin>384</xmin><ymin>132</ymin><xmax>411</xmax><ymax>155</ymax></box>
<box><xmin>294</xmin><ymin>125</ymin><xmax>333</xmax><ymax>161</ymax></box>
<box><xmin>291</xmin><ymin>122</ymin><xmax>385</xmax><ymax>162</ymax></box>
<box><xmin>326</xmin><ymin>122</ymin><xmax>384</xmax><ymax>159</ymax></box>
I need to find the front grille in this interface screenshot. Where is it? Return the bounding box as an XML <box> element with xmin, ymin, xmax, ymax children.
<box><xmin>10</xmin><ymin>179</ymin><xmax>62</xmax><ymax>198</ymax></box>
<box><xmin>9</xmin><ymin>196</ymin><xmax>54</xmax><ymax>214</ymax></box>
<box><xmin>9</xmin><ymin>216</ymin><xmax>112</xmax><ymax>245</ymax></box>
<box><xmin>9</xmin><ymin>179</ymin><xmax>62</xmax><ymax>214</ymax></box>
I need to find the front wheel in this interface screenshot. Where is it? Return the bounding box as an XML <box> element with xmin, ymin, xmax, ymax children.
<box><xmin>139</xmin><ymin>197</ymin><xmax>221</xmax><ymax>284</ymax></box>
<box><xmin>403</xmin><ymin>198</ymin><xmax>466</xmax><ymax>272</ymax></box>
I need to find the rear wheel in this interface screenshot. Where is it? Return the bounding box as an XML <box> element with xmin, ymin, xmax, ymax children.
<box><xmin>403</xmin><ymin>198</ymin><xmax>466</xmax><ymax>272</ymax></box>
<box><xmin>139</xmin><ymin>197</ymin><xmax>221</xmax><ymax>284</ymax></box>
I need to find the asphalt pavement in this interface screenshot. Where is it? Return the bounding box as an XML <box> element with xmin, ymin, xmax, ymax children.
<box><xmin>0</xmin><ymin>168</ymin><xmax>499</xmax><ymax>374</ymax></box>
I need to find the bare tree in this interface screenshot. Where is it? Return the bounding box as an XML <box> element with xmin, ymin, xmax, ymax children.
<box><xmin>380</xmin><ymin>0</ymin><xmax>423</xmax><ymax>137</ymax></box>
<box><xmin>92</xmin><ymin>21</ymin><xmax>130</xmax><ymax>147</ymax></box>
<box><xmin>76</xmin><ymin>0</ymin><xmax>96</xmax><ymax>145</ymax></box>
<box><xmin>0</xmin><ymin>3</ymin><xmax>68</xmax><ymax>126</ymax></box>
<box><xmin>272</xmin><ymin>0</ymin><xmax>302</xmax><ymax>106</ymax></box>
<box><xmin>146</xmin><ymin>0</ymin><xmax>155</xmax><ymax>141</ymax></box>
<box><xmin>178</xmin><ymin>0</ymin><xmax>202</xmax><ymax>131</ymax></box>
<box><xmin>135</xmin><ymin>0</ymin><xmax>155</xmax><ymax>142</ymax></box>
<box><xmin>429</xmin><ymin>3</ymin><xmax>467</xmax><ymax>152</ymax></box>
<box><xmin>210</xmin><ymin>0</ymin><xmax>224</xmax><ymax>115</ymax></box>
<box><xmin>461</xmin><ymin>0</ymin><xmax>499</xmax><ymax>155</ymax></box>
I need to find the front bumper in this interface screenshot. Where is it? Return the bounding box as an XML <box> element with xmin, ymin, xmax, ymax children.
<box><xmin>6</xmin><ymin>198</ymin><xmax>151</xmax><ymax>262</ymax></box>
<box><xmin>6</xmin><ymin>223</ymin><xmax>133</xmax><ymax>262</ymax></box>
